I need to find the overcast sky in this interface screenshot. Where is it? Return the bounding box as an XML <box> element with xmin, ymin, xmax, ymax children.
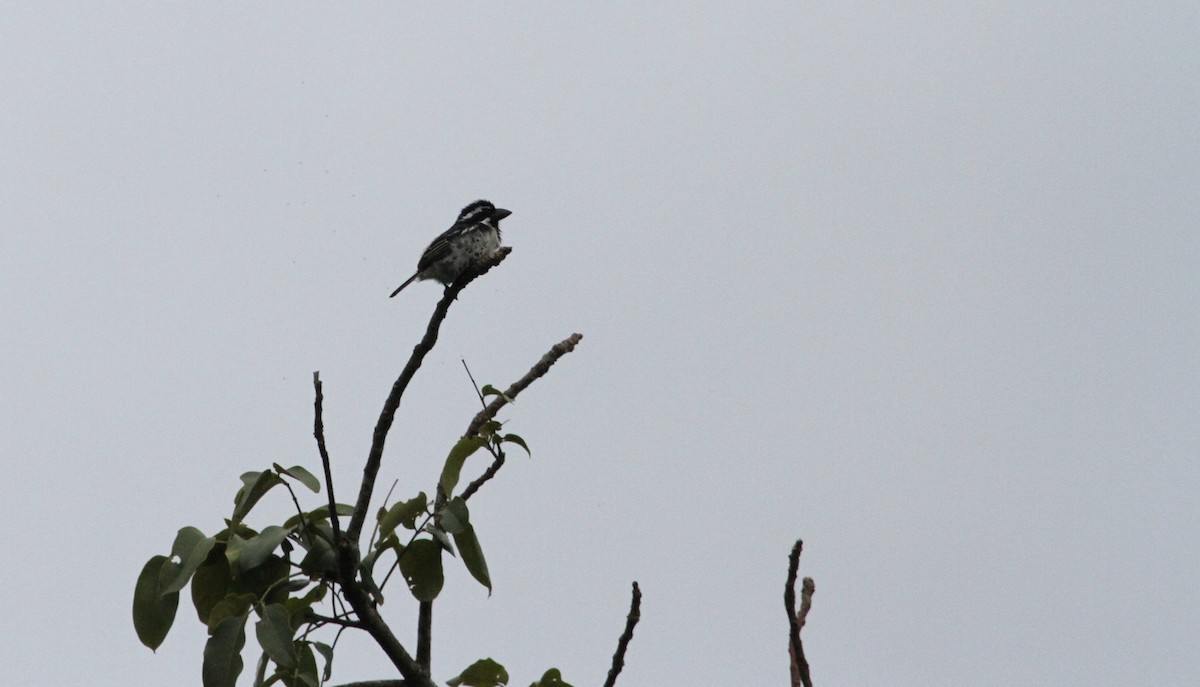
<box><xmin>2</xmin><ymin>3</ymin><xmax>1197</xmax><ymax>686</ymax></box>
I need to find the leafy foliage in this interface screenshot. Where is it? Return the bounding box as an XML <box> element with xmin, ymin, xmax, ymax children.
<box><xmin>133</xmin><ymin>416</ymin><xmax>541</xmax><ymax>684</ymax></box>
<box><xmin>132</xmin><ymin>325</ymin><xmax>610</xmax><ymax>687</ymax></box>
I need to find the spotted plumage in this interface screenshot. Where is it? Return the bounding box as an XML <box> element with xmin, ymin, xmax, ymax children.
<box><xmin>390</xmin><ymin>200</ymin><xmax>511</xmax><ymax>297</ymax></box>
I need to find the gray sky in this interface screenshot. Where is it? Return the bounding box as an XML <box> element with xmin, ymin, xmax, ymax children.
<box><xmin>2</xmin><ymin>3</ymin><xmax>1197</xmax><ymax>686</ymax></box>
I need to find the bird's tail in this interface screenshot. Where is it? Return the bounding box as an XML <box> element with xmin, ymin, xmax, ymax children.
<box><xmin>389</xmin><ymin>273</ymin><xmax>419</xmax><ymax>297</ymax></box>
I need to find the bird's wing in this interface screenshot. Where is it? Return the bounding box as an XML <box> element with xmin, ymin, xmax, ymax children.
<box><xmin>416</xmin><ymin>223</ymin><xmax>468</xmax><ymax>271</ymax></box>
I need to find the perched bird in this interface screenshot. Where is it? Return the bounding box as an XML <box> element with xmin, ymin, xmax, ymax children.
<box><xmin>390</xmin><ymin>200</ymin><xmax>511</xmax><ymax>297</ymax></box>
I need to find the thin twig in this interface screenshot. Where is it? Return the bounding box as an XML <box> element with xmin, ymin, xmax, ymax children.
<box><xmin>602</xmin><ymin>582</ymin><xmax>642</xmax><ymax>687</ymax></box>
<box><xmin>461</xmin><ymin>359</ymin><xmax>487</xmax><ymax>408</ymax></box>
<box><xmin>313</xmin><ymin>372</ymin><xmax>341</xmax><ymax>545</ymax></box>
<box><xmin>785</xmin><ymin>540</ymin><xmax>813</xmax><ymax>687</ymax></box>
<box><xmin>308</xmin><ymin>613</ymin><xmax>367</xmax><ymax>630</ymax></box>
<box><xmin>280</xmin><ymin>479</ymin><xmax>315</xmax><ymax>547</ymax></box>
<box><xmin>346</xmin><ymin>247</ymin><xmax>511</xmax><ymax>544</ymax></box>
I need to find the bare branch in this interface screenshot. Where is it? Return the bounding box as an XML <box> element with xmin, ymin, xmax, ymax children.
<box><xmin>602</xmin><ymin>582</ymin><xmax>642</xmax><ymax>687</ymax></box>
<box><xmin>785</xmin><ymin>539</ymin><xmax>813</xmax><ymax>687</ymax></box>
<box><xmin>346</xmin><ymin>247</ymin><xmax>511</xmax><ymax>544</ymax></box>
<box><xmin>313</xmin><ymin>372</ymin><xmax>341</xmax><ymax>544</ymax></box>
<box><xmin>459</xmin><ymin>332</ymin><xmax>584</xmax><ymax>501</ymax></box>
<box><xmin>417</xmin><ymin>602</ymin><xmax>432</xmax><ymax>674</ymax></box>
<box><xmin>465</xmin><ymin>332</ymin><xmax>583</xmax><ymax>439</ymax></box>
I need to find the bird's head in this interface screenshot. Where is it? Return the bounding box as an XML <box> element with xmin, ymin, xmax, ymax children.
<box><xmin>458</xmin><ymin>199</ymin><xmax>511</xmax><ymax>226</ymax></box>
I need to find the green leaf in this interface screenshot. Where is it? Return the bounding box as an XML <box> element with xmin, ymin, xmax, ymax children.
<box><xmin>358</xmin><ymin>560</ymin><xmax>385</xmax><ymax>606</ymax></box>
<box><xmin>441</xmin><ymin>496</ymin><xmax>470</xmax><ymax>535</ymax></box>
<box><xmin>283</xmin><ymin>503</ymin><xmax>355</xmax><ymax>531</ymax></box>
<box><xmin>164</xmin><ymin>535</ymin><xmax>217</xmax><ymax>594</ymax></box>
<box><xmin>224</xmin><ymin>533</ymin><xmax>249</xmax><ymax>573</ymax></box>
<box><xmin>453</xmin><ymin>523</ymin><xmax>491</xmax><ymax>593</ymax></box>
<box><xmin>240</xmin><ymin>555</ymin><xmax>292</xmax><ymax>605</ymax></box>
<box><xmin>133</xmin><ymin>555</ymin><xmax>179</xmax><ymax>650</ymax></box>
<box><xmin>311</xmin><ymin>641</ymin><xmax>334</xmax><ymax>682</ymax></box>
<box><xmin>232</xmin><ymin>470</ymin><xmax>284</xmax><ymax>522</ymax></box>
<box><xmin>298</xmin><ymin>536</ymin><xmax>336</xmax><ymax>577</ymax></box>
<box><xmin>171</xmin><ymin>527</ymin><xmax>207</xmax><ymax>560</ymax></box>
<box><xmin>530</xmin><ymin>668</ymin><xmax>574</xmax><ymax>687</ymax></box>
<box><xmin>240</xmin><ymin>526</ymin><xmax>291</xmax><ymax>573</ymax></box>
<box><xmin>207</xmin><ymin>594</ymin><xmax>255</xmax><ymax>632</ymax></box>
<box><xmin>447</xmin><ymin>658</ymin><xmax>509</xmax><ymax>687</ymax></box>
<box><xmin>203</xmin><ymin>612</ymin><xmax>247</xmax><ymax>687</ymax></box>
<box><xmin>255</xmin><ymin>603</ymin><xmax>297</xmax><ymax>670</ymax></box>
<box><xmin>295</xmin><ymin>641</ymin><xmax>319</xmax><ymax>687</ymax></box>
<box><xmin>480</xmin><ymin>385</ymin><xmax>513</xmax><ymax>403</ymax></box>
<box><xmin>398</xmin><ymin>538</ymin><xmax>444</xmax><ymax>602</ymax></box>
<box><xmin>192</xmin><ymin>548</ymin><xmax>231</xmax><ymax>625</ymax></box>
<box><xmin>274</xmin><ymin>464</ymin><xmax>321</xmax><ymax>493</ymax></box>
<box><xmin>481</xmin><ymin>419</ymin><xmax>503</xmax><ymax>436</ymax></box>
<box><xmin>501</xmin><ymin>433</ymin><xmax>531</xmax><ymax>457</ymax></box>
<box><xmin>379</xmin><ymin>492</ymin><xmax>428</xmax><ymax>537</ymax></box>
<box><xmin>440</xmin><ymin>436</ymin><xmax>488</xmax><ymax>497</ymax></box>
<box><xmin>426</xmin><ymin>524</ymin><xmax>455</xmax><ymax>555</ymax></box>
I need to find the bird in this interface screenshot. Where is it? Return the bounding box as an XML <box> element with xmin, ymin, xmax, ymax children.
<box><xmin>389</xmin><ymin>200</ymin><xmax>511</xmax><ymax>297</ymax></box>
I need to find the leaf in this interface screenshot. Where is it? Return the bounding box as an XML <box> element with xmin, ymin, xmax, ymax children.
<box><xmin>232</xmin><ymin>470</ymin><xmax>284</xmax><ymax>522</ymax></box>
<box><xmin>453</xmin><ymin>523</ymin><xmax>491</xmax><ymax>593</ymax></box>
<box><xmin>223</xmin><ymin>533</ymin><xmax>249</xmax><ymax>573</ymax></box>
<box><xmin>530</xmin><ymin>668</ymin><xmax>574</xmax><ymax>687</ymax></box>
<box><xmin>164</xmin><ymin>535</ymin><xmax>217</xmax><ymax>594</ymax></box>
<box><xmin>133</xmin><ymin>555</ymin><xmax>179</xmax><ymax>650</ymax></box>
<box><xmin>298</xmin><ymin>536</ymin><xmax>336</xmax><ymax>577</ymax></box>
<box><xmin>379</xmin><ymin>492</ymin><xmax>428</xmax><ymax>537</ymax></box>
<box><xmin>311</xmin><ymin>641</ymin><xmax>334</xmax><ymax>682</ymax></box>
<box><xmin>358</xmin><ymin>560</ymin><xmax>385</xmax><ymax>606</ymax></box>
<box><xmin>254</xmin><ymin>603</ymin><xmax>297</xmax><ymax>670</ymax></box>
<box><xmin>240</xmin><ymin>526</ymin><xmax>291</xmax><ymax>573</ymax></box>
<box><xmin>295</xmin><ymin>641</ymin><xmax>319</xmax><ymax>687</ymax></box>
<box><xmin>171</xmin><ymin>527</ymin><xmax>207</xmax><ymax>560</ymax></box>
<box><xmin>273</xmin><ymin>464</ymin><xmax>321</xmax><ymax>493</ymax></box>
<box><xmin>502</xmin><ymin>433</ymin><xmax>531</xmax><ymax>457</ymax></box>
<box><xmin>441</xmin><ymin>496</ymin><xmax>470</xmax><ymax>535</ymax></box>
<box><xmin>240</xmin><ymin>555</ymin><xmax>291</xmax><ymax>605</ymax></box>
<box><xmin>206</xmin><ymin>594</ymin><xmax>255</xmax><ymax>632</ymax></box>
<box><xmin>426</xmin><ymin>524</ymin><xmax>455</xmax><ymax>555</ymax></box>
<box><xmin>480</xmin><ymin>385</ymin><xmax>512</xmax><ymax>403</ymax></box>
<box><xmin>440</xmin><ymin>436</ymin><xmax>488</xmax><ymax>497</ymax></box>
<box><xmin>447</xmin><ymin>658</ymin><xmax>509</xmax><ymax>687</ymax></box>
<box><xmin>398</xmin><ymin>538</ymin><xmax>444</xmax><ymax>602</ymax></box>
<box><xmin>192</xmin><ymin>549</ymin><xmax>231</xmax><ymax>625</ymax></box>
<box><xmin>283</xmin><ymin>503</ymin><xmax>355</xmax><ymax>531</ymax></box>
<box><xmin>203</xmin><ymin>612</ymin><xmax>247</xmax><ymax>687</ymax></box>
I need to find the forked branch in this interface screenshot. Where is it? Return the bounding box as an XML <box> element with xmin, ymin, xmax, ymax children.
<box><xmin>784</xmin><ymin>539</ymin><xmax>815</xmax><ymax>687</ymax></box>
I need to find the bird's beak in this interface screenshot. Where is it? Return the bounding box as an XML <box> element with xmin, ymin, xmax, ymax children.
<box><xmin>492</xmin><ymin>208</ymin><xmax>512</xmax><ymax>221</ymax></box>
